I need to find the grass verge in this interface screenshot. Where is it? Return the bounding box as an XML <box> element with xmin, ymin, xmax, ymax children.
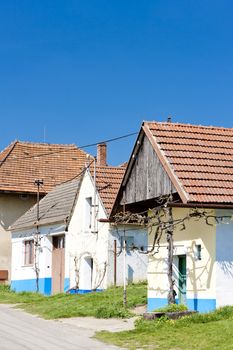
<box><xmin>96</xmin><ymin>306</ymin><xmax>233</xmax><ymax>350</ymax></box>
<box><xmin>0</xmin><ymin>282</ymin><xmax>146</xmax><ymax>319</ymax></box>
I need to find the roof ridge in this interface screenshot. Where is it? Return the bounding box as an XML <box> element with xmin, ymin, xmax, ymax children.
<box><xmin>0</xmin><ymin>140</ymin><xmax>18</xmax><ymax>167</ymax></box>
<box><xmin>144</xmin><ymin>120</ymin><xmax>233</xmax><ymax>131</ymax></box>
<box><xmin>16</xmin><ymin>140</ymin><xmax>78</xmax><ymax>148</ymax></box>
<box><xmin>96</xmin><ymin>165</ymin><xmax>126</xmax><ymax>170</ymax></box>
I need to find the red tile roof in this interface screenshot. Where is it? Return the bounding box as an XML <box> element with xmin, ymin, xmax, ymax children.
<box><xmin>143</xmin><ymin>121</ymin><xmax>233</xmax><ymax>204</ymax></box>
<box><xmin>95</xmin><ymin>165</ymin><xmax>125</xmax><ymax>215</ymax></box>
<box><xmin>0</xmin><ymin>140</ymin><xmax>92</xmax><ymax>194</ymax></box>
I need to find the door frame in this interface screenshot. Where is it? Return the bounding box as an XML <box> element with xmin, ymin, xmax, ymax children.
<box><xmin>52</xmin><ymin>235</ymin><xmax>65</xmax><ymax>294</ymax></box>
<box><xmin>173</xmin><ymin>254</ymin><xmax>187</xmax><ymax>304</ymax></box>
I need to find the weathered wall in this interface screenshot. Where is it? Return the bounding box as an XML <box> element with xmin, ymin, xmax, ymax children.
<box><xmin>148</xmin><ymin>207</ymin><xmax>216</xmax><ymax>312</ymax></box>
<box><xmin>0</xmin><ymin>193</ymin><xmax>36</xmax><ymax>281</ymax></box>
<box><xmin>123</xmin><ymin>136</ymin><xmax>176</xmax><ymax>205</ymax></box>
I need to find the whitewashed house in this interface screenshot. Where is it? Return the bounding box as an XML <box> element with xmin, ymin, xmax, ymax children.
<box><xmin>112</xmin><ymin>121</ymin><xmax>233</xmax><ymax>312</ymax></box>
<box><xmin>10</xmin><ymin>144</ymin><xmax>148</xmax><ymax>294</ymax></box>
<box><xmin>0</xmin><ymin>140</ymin><xmax>91</xmax><ymax>284</ymax></box>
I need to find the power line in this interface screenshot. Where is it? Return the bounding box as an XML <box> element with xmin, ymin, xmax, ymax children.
<box><xmin>78</xmin><ymin>132</ymin><xmax>138</xmax><ymax>149</ymax></box>
<box><xmin>0</xmin><ymin>131</ymin><xmax>138</xmax><ymax>163</ymax></box>
<box><xmin>58</xmin><ymin>159</ymin><xmax>95</xmax><ymax>185</ymax></box>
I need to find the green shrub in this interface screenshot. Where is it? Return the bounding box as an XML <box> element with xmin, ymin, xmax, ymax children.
<box><xmin>95</xmin><ymin>305</ymin><xmax>131</xmax><ymax>318</ymax></box>
<box><xmin>155</xmin><ymin>303</ymin><xmax>188</xmax><ymax>313</ymax></box>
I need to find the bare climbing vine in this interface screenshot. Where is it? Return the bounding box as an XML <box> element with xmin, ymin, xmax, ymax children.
<box><xmin>69</xmin><ymin>251</ymin><xmax>107</xmax><ymax>291</ymax></box>
<box><xmin>113</xmin><ymin>194</ymin><xmax>233</xmax><ymax>304</ymax></box>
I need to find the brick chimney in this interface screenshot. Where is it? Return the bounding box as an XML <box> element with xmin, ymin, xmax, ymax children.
<box><xmin>97</xmin><ymin>143</ymin><xmax>107</xmax><ymax>166</ymax></box>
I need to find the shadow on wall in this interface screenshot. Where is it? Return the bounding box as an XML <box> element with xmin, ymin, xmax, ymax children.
<box><xmin>218</xmin><ymin>261</ymin><xmax>233</xmax><ymax>278</ymax></box>
<box><xmin>186</xmin><ymin>240</ymin><xmax>214</xmax><ymax>304</ymax></box>
<box><xmin>128</xmin><ymin>265</ymin><xmax>134</xmax><ymax>283</ymax></box>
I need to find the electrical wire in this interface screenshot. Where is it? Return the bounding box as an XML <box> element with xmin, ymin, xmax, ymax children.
<box><xmin>58</xmin><ymin>159</ymin><xmax>95</xmax><ymax>185</ymax></box>
<box><xmin>0</xmin><ymin>131</ymin><xmax>138</xmax><ymax>163</ymax></box>
<box><xmin>78</xmin><ymin>132</ymin><xmax>138</xmax><ymax>149</ymax></box>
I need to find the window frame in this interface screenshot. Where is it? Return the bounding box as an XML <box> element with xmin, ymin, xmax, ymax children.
<box><xmin>85</xmin><ymin>196</ymin><xmax>93</xmax><ymax>231</ymax></box>
<box><xmin>23</xmin><ymin>239</ymin><xmax>35</xmax><ymax>266</ymax></box>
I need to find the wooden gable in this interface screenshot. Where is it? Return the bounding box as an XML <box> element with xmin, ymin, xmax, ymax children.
<box><xmin>121</xmin><ymin>134</ymin><xmax>176</xmax><ymax>206</ymax></box>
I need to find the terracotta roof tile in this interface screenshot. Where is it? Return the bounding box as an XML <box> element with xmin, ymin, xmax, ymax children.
<box><xmin>94</xmin><ymin>166</ymin><xmax>125</xmax><ymax>215</ymax></box>
<box><xmin>0</xmin><ymin>140</ymin><xmax>92</xmax><ymax>194</ymax></box>
<box><xmin>145</xmin><ymin>121</ymin><xmax>233</xmax><ymax>204</ymax></box>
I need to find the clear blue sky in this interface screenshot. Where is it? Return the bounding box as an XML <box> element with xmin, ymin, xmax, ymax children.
<box><xmin>0</xmin><ymin>1</ymin><xmax>233</xmax><ymax>165</ymax></box>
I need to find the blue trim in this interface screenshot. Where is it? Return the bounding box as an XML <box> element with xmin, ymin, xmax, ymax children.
<box><xmin>148</xmin><ymin>297</ymin><xmax>168</xmax><ymax>311</ymax></box>
<box><xmin>148</xmin><ymin>297</ymin><xmax>216</xmax><ymax>313</ymax></box>
<box><xmin>64</xmin><ymin>278</ymin><xmax>70</xmax><ymax>292</ymax></box>
<box><xmin>187</xmin><ymin>298</ymin><xmax>216</xmax><ymax>312</ymax></box>
<box><xmin>11</xmin><ymin>278</ymin><xmax>52</xmax><ymax>295</ymax></box>
<box><xmin>11</xmin><ymin>277</ymin><xmax>104</xmax><ymax>297</ymax></box>
<box><xmin>68</xmin><ymin>289</ymin><xmax>103</xmax><ymax>294</ymax></box>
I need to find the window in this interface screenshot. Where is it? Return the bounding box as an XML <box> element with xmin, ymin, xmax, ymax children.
<box><xmin>121</xmin><ymin>236</ymin><xmax>135</xmax><ymax>251</ymax></box>
<box><xmin>53</xmin><ymin>235</ymin><xmax>65</xmax><ymax>249</ymax></box>
<box><xmin>85</xmin><ymin>197</ymin><xmax>93</xmax><ymax>231</ymax></box>
<box><xmin>24</xmin><ymin>240</ymin><xmax>34</xmax><ymax>265</ymax></box>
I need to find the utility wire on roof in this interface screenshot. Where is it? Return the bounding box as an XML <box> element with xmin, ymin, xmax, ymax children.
<box><xmin>0</xmin><ymin>159</ymin><xmax>95</xmax><ymax>189</ymax></box>
<box><xmin>57</xmin><ymin>159</ymin><xmax>95</xmax><ymax>185</ymax></box>
<box><xmin>0</xmin><ymin>132</ymin><xmax>138</xmax><ymax>163</ymax></box>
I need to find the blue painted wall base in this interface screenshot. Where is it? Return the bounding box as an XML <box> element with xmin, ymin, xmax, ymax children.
<box><xmin>11</xmin><ymin>278</ymin><xmax>52</xmax><ymax>295</ymax></box>
<box><xmin>67</xmin><ymin>288</ymin><xmax>103</xmax><ymax>294</ymax></box>
<box><xmin>64</xmin><ymin>278</ymin><xmax>70</xmax><ymax>292</ymax></box>
<box><xmin>11</xmin><ymin>277</ymin><xmax>71</xmax><ymax>295</ymax></box>
<box><xmin>148</xmin><ymin>297</ymin><xmax>216</xmax><ymax>313</ymax></box>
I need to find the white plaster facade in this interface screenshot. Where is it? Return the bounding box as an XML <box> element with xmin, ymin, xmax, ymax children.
<box><xmin>67</xmin><ymin>170</ymin><xmax>148</xmax><ymax>291</ymax></box>
<box><xmin>11</xmin><ymin>169</ymin><xmax>148</xmax><ymax>294</ymax></box>
<box><xmin>11</xmin><ymin>223</ymin><xmax>69</xmax><ymax>294</ymax></box>
<box><xmin>215</xmin><ymin>209</ymin><xmax>233</xmax><ymax>308</ymax></box>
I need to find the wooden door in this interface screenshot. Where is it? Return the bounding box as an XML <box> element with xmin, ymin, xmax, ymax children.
<box><xmin>52</xmin><ymin>235</ymin><xmax>65</xmax><ymax>294</ymax></box>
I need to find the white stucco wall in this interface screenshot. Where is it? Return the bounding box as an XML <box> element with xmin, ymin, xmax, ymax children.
<box><xmin>108</xmin><ymin>225</ymin><xmax>148</xmax><ymax>286</ymax></box>
<box><xmin>11</xmin><ymin>223</ymin><xmax>67</xmax><ymax>294</ymax></box>
<box><xmin>67</xmin><ymin>170</ymin><xmax>148</xmax><ymax>290</ymax></box>
<box><xmin>11</xmin><ymin>169</ymin><xmax>148</xmax><ymax>293</ymax></box>
<box><xmin>67</xmin><ymin>170</ymin><xmax>109</xmax><ymax>290</ymax></box>
<box><xmin>216</xmin><ymin>209</ymin><xmax>233</xmax><ymax>308</ymax></box>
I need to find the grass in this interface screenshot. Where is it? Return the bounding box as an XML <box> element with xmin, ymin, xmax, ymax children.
<box><xmin>96</xmin><ymin>306</ymin><xmax>233</xmax><ymax>349</ymax></box>
<box><xmin>0</xmin><ymin>282</ymin><xmax>146</xmax><ymax>319</ymax></box>
<box><xmin>154</xmin><ymin>303</ymin><xmax>188</xmax><ymax>312</ymax></box>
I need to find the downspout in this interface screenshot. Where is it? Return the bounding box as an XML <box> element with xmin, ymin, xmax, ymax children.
<box><xmin>92</xmin><ymin>156</ymin><xmax>97</xmax><ymax>233</ymax></box>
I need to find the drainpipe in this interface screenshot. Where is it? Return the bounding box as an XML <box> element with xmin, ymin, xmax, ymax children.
<box><xmin>92</xmin><ymin>156</ymin><xmax>97</xmax><ymax>233</ymax></box>
<box><xmin>123</xmin><ymin>190</ymin><xmax>127</xmax><ymax>307</ymax></box>
<box><xmin>114</xmin><ymin>239</ymin><xmax>117</xmax><ymax>286</ymax></box>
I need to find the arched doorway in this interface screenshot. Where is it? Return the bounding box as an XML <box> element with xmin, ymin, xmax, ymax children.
<box><xmin>79</xmin><ymin>256</ymin><xmax>93</xmax><ymax>291</ymax></box>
